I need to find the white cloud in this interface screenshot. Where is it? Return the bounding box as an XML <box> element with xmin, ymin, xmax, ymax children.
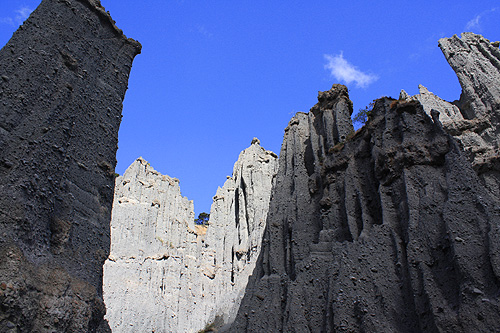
<box><xmin>196</xmin><ymin>25</ymin><xmax>213</xmax><ymax>38</ymax></box>
<box><xmin>0</xmin><ymin>6</ymin><xmax>33</xmax><ymax>27</ymax></box>
<box><xmin>466</xmin><ymin>15</ymin><xmax>481</xmax><ymax>30</ymax></box>
<box><xmin>0</xmin><ymin>17</ymin><xmax>14</xmax><ymax>26</ymax></box>
<box><xmin>465</xmin><ymin>7</ymin><xmax>498</xmax><ymax>31</ymax></box>
<box><xmin>324</xmin><ymin>52</ymin><xmax>378</xmax><ymax>88</ymax></box>
<box><xmin>15</xmin><ymin>6</ymin><xmax>33</xmax><ymax>25</ymax></box>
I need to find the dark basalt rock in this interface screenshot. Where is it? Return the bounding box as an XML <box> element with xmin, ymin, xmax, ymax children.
<box><xmin>0</xmin><ymin>0</ymin><xmax>140</xmax><ymax>331</ymax></box>
<box><xmin>228</xmin><ymin>37</ymin><xmax>500</xmax><ymax>332</ymax></box>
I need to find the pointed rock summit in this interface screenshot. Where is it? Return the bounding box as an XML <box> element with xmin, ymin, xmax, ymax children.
<box><xmin>400</xmin><ymin>84</ymin><xmax>463</xmax><ymax>124</ymax></box>
<box><xmin>439</xmin><ymin>32</ymin><xmax>500</xmax><ymax>118</ymax></box>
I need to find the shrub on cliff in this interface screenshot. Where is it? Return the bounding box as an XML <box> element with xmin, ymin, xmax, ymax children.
<box><xmin>195</xmin><ymin>212</ymin><xmax>210</xmax><ymax>225</ymax></box>
<box><xmin>353</xmin><ymin>102</ymin><xmax>374</xmax><ymax>126</ymax></box>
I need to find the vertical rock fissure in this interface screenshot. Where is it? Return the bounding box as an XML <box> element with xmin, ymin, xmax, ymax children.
<box><xmin>240</xmin><ymin>174</ymin><xmax>251</xmax><ymax>238</ymax></box>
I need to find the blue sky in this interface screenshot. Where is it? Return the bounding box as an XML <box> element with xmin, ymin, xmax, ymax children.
<box><xmin>1</xmin><ymin>1</ymin><xmax>500</xmax><ymax>214</ymax></box>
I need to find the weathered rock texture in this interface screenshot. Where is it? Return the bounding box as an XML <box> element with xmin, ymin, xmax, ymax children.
<box><xmin>229</xmin><ymin>35</ymin><xmax>500</xmax><ymax>332</ymax></box>
<box><xmin>0</xmin><ymin>0</ymin><xmax>140</xmax><ymax>331</ymax></box>
<box><xmin>103</xmin><ymin>140</ymin><xmax>278</xmax><ymax>332</ymax></box>
<box><xmin>205</xmin><ymin>138</ymin><xmax>279</xmax><ymax>326</ymax></box>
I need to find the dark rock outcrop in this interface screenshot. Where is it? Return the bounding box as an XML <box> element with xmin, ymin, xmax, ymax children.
<box><xmin>0</xmin><ymin>0</ymin><xmax>140</xmax><ymax>331</ymax></box>
<box><xmin>229</xmin><ymin>35</ymin><xmax>500</xmax><ymax>332</ymax></box>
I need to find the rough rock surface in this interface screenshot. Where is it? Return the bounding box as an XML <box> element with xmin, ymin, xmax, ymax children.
<box><xmin>0</xmin><ymin>0</ymin><xmax>140</xmax><ymax>331</ymax></box>
<box><xmin>229</xmin><ymin>73</ymin><xmax>500</xmax><ymax>330</ymax></box>
<box><xmin>439</xmin><ymin>33</ymin><xmax>500</xmax><ymax>120</ymax></box>
<box><xmin>103</xmin><ymin>140</ymin><xmax>278</xmax><ymax>332</ymax></box>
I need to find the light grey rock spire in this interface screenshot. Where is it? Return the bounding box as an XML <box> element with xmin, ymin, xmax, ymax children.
<box><xmin>103</xmin><ymin>140</ymin><xmax>278</xmax><ymax>332</ymax></box>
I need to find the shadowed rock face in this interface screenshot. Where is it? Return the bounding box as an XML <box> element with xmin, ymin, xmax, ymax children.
<box><xmin>0</xmin><ymin>0</ymin><xmax>140</xmax><ymax>331</ymax></box>
<box><xmin>229</xmin><ymin>37</ymin><xmax>500</xmax><ymax>332</ymax></box>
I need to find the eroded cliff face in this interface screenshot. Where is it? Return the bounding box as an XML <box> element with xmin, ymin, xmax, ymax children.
<box><xmin>103</xmin><ymin>140</ymin><xmax>278</xmax><ymax>332</ymax></box>
<box><xmin>229</xmin><ymin>34</ymin><xmax>500</xmax><ymax>332</ymax></box>
<box><xmin>0</xmin><ymin>0</ymin><xmax>140</xmax><ymax>331</ymax></box>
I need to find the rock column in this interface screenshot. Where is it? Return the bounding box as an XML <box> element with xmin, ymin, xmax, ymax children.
<box><xmin>0</xmin><ymin>0</ymin><xmax>140</xmax><ymax>331</ymax></box>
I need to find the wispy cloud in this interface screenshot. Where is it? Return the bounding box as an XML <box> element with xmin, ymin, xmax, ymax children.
<box><xmin>0</xmin><ymin>6</ymin><xmax>33</xmax><ymax>27</ymax></box>
<box><xmin>466</xmin><ymin>15</ymin><xmax>481</xmax><ymax>30</ymax></box>
<box><xmin>196</xmin><ymin>25</ymin><xmax>213</xmax><ymax>38</ymax></box>
<box><xmin>465</xmin><ymin>7</ymin><xmax>498</xmax><ymax>31</ymax></box>
<box><xmin>324</xmin><ymin>52</ymin><xmax>378</xmax><ymax>88</ymax></box>
<box><xmin>408</xmin><ymin>32</ymin><xmax>446</xmax><ymax>61</ymax></box>
<box><xmin>0</xmin><ymin>17</ymin><xmax>14</xmax><ymax>26</ymax></box>
<box><xmin>15</xmin><ymin>6</ymin><xmax>33</xmax><ymax>24</ymax></box>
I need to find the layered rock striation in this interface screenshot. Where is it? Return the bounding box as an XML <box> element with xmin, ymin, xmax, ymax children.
<box><xmin>0</xmin><ymin>0</ymin><xmax>140</xmax><ymax>331</ymax></box>
<box><xmin>229</xmin><ymin>34</ymin><xmax>500</xmax><ymax>332</ymax></box>
<box><xmin>103</xmin><ymin>140</ymin><xmax>278</xmax><ymax>332</ymax></box>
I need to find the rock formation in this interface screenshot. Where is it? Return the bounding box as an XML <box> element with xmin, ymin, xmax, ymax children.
<box><xmin>229</xmin><ymin>33</ymin><xmax>500</xmax><ymax>332</ymax></box>
<box><xmin>400</xmin><ymin>33</ymin><xmax>500</xmax><ymax>200</ymax></box>
<box><xmin>103</xmin><ymin>140</ymin><xmax>278</xmax><ymax>332</ymax></box>
<box><xmin>0</xmin><ymin>0</ymin><xmax>140</xmax><ymax>331</ymax></box>
<box><xmin>438</xmin><ymin>34</ymin><xmax>500</xmax><ymax>202</ymax></box>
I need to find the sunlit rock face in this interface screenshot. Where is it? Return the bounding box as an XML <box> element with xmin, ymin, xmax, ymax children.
<box><xmin>0</xmin><ymin>0</ymin><xmax>140</xmax><ymax>331</ymax></box>
<box><xmin>103</xmin><ymin>140</ymin><xmax>278</xmax><ymax>332</ymax></box>
<box><xmin>228</xmin><ymin>34</ymin><xmax>500</xmax><ymax>332</ymax></box>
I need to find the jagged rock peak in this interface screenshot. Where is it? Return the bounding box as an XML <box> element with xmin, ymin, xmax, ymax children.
<box><xmin>106</xmin><ymin>157</ymin><xmax>192</xmax><ymax>262</ymax></box>
<box><xmin>436</xmin><ymin>33</ymin><xmax>500</xmax><ymax>198</ymax></box>
<box><xmin>71</xmin><ymin>0</ymin><xmax>142</xmax><ymax>46</ymax></box>
<box><xmin>316</xmin><ymin>84</ymin><xmax>352</xmax><ymax>110</ymax></box>
<box><xmin>0</xmin><ymin>0</ymin><xmax>140</xmax><ymax>331</ymax></box>
<box><xmin>104</xmin><ymin>141</ymin><xmax>278</xmax><ymax>332</ymax></box>
<box><xmin>292</xmin><ymin>84</ymin><xmax>355</xmax><ymax>148</ymax></box>
<box><xmin>126</xmin><ymin>156</ymin><xmax>180</xmax><ymax>183</ymax></box>
<box><xmin>399</xmin><ymin>84</ymin><xmax>463</xmax><ymax>124</ymax></box>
